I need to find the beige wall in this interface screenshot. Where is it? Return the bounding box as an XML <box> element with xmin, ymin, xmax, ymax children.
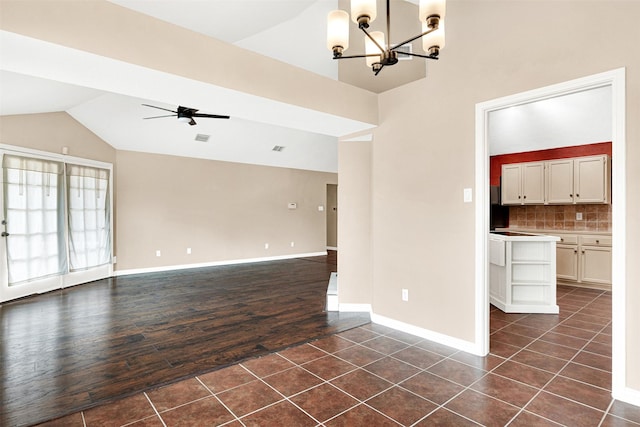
<box><xmin>326</xmin><ymin>184</ymin><xmax>338</xmax><ymax>248</ymax></box>
<box><xmin>0</xmin><ymin>112</ymin><xmax>116</xmax><ymax>164</ymax></box>
<box><xmin>338</xmin><ymin>140</ymin><xmax>372</xmax><ymax>305</ymax></box>
<box><xmin>115</xmin><ymin>150</ymin><xmax>336</xmax><ymax>271</ymax></box>
<box><xmin>340</xmin><ymin>0</ymin><xmax>639</xmax><ymax>389</ymax></box>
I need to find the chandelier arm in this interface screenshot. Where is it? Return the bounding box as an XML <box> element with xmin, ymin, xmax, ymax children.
<box><xmin>333</xmin><ymin>53</ymin><xmax>382</xmax><ymax>60</ymax></box>
<box><xmin>390</xmin><ymin>26</ymin><xmax>438</xmax><ymax>52</ymax></box>
<box><xmin>361</xmin><ymin>26</ymin><xmax>385</xmax><ymax>54</ymax></box>
<box><xmin>386</xmin><ymin>0</ymin><xmax>391</xmax><ymax>51</ymax></box>
<box><xmin>400</xmin><ymin>52</ymin><xmax>439</xmax><ymax>60</ymax></box>
<box><xmin>374</xmin><ymin>64</ymin><xmax>385</xmax><ymax>76</ymax></box>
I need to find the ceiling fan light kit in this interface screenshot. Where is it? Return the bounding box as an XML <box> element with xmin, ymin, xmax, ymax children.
<box><xmin>142</xmin><ymin>104</ymin><xmax>230</xmax><ymax>126</ymax></box>
<box><xmin>327</xmin><ymin>0</ymin><xmax>446</xmax><ymax>75</ymax></box>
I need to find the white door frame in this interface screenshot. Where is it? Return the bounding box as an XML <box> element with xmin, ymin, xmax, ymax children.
<box><xmin>474</xmin><ymin>69</ymin><xmax>628</xmax><ymax>401</ymax></box>
<box><xmin>0</xmin><ymin>144</ymin><xmax>114</xmax><ymax>303</ymax></box>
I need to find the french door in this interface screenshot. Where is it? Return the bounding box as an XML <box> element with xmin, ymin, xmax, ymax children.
<box><xmin>0</xmin><ymin>148</ymin><xmax>113</xmax><ymax>302</ymax></box>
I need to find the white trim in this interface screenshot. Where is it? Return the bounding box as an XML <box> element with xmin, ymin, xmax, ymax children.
<box><xmin>114</xmin><ymin>251</ymin><xmax>328</xmax><ymax>276</ymax></box>
<box><xmin>371</xmin><ymin>312</ymin><xmax>479</xmax><ymax>355</ymax></box>
<box><xmin>475</xmin><ymin>68</ymin><xmax>628</xmax><ymax>399</ymax></box>
<box><xmin>338</xmin><ymin>303</ymin><xmax>372</xmax><ymax>313</ymax></box>
<box><xmin>614</xmin><ymin>387</ymin><xmax>640</xmax><ymax>408</ymax></box>
<box><xmin>0</xmin><ymin>143</ymin><xmax>113</xmax><ymax>170</ymax></box>
<box><xmin>326</xmin><ymin>246</ymin><xmax>338</xmax><ymax>251</ymax></box>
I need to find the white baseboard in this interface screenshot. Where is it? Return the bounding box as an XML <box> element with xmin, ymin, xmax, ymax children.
<box><xmin>371</xmin><ymin>312</ymin><xmax>479</xmax><ymax>355</ymax></box>
<box><xmin>612</xmin><ymin>386</ymin><xmax>640</xmax><ymax>408</ymax></box>
<box><xmin>338</xmin><ymin>303</ymin><xmax>372</xmax><ymax>313</ymax></box>
<box><xmin>114</xmin><ymin>251</ymin><xmax>327</xmax><ymax>277</ymax></box>
<box><xmin>326</xmin><ymin>246</ymin><xmax>338</xmax><ymax>251</ymax></box>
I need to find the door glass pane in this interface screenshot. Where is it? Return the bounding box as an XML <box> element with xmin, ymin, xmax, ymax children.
<box><xmin>2</xmin><ymin>155</ymin><xmax>66</xmax><ymax>285</ymax></box>
<box><xmin>66</xmin><ymin>164</ymin><xmax>111</xmax><ymax>271</ymax></box>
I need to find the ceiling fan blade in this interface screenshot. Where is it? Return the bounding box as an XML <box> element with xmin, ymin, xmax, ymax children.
<box><xmin>188</xmin><ymin>118</ymin><xmax>197</xmax><ymax>126</ymax></box>
<box><xmin>143</xmin><ymin>114</ymin><xmax>178</xmax><ymax>119</ymax></box>
<box><xmin>193</xmin><ymin>113</ymin><xmax>231</xmax><ymax>119</ymax></box>
<box><xmin>142</xmin><ymin>104</ymin><xmax>178</xmax><ymax>113</ymax></box>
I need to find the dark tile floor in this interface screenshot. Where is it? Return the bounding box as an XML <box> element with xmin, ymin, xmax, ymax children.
<box><xmin>37</xmin><ymin>285</ymin><xmax>640</xmax><ymax>426</ymax></box>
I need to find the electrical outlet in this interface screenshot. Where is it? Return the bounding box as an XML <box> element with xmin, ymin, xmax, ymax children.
<box><xmin>265</xmin><ymin>243</ymin><xmax>269</xmax><ymax>249</ymax></box>
<box><xmin>402</xmin><ymin>289</ymin><xmax>409</xmax><ymax>302</ymax></box>
<box><xmin>112</xmin><ymin>256</ymin><xmax>117</xmax><ymax>264</ymax></box>
<box><xmin>576</xmin><ymin>212</ymin><xmax>583</xmax><ymax>220</ymax></box>
<box><xmin>290</xmin><ymin>241</ymin><xmax>295</xmax><ymax>247</ymax></box>
<box><xmin>186</xmin><ymin>247</ymin><xmax>192</xmax><ymax>254</ymax></box>
<box><xmin>156</xmin><ymin>250</ymin><xmax>161</xmax><ymax>257</ymax></box>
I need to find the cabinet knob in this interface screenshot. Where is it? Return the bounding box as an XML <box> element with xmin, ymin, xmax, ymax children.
<box><xmin>596</xmin><ymin>240</ymin><xmax>600</xmax><ymax>244</ymax></box>
<box><xmin>576</xmin><ymin>194</ymin><xmax>580</xmax><ymax>197</ymax></box>
<box><xmin>582</xmin><ymin>250</ymin><xmax>585</xmax><ymax>254</ymax></box>
<box><xmin>560</xmin><ymin>238</ymin><xmax>564</xmax><ymax>242</ymax></box>
<box><xmin>569</xmin><ymin>194</ymin><xmax>573</xmax><ymax>197</ymax></box>
<box><xmin>574</xmin><ymin>249</ymin><xmax>578</xmax><ymax>253</ymax></box>
<box><xmin>523</xmin><ymin>195</ymin><xmax>527</xmax><ymax>199</ymax></box>
<box><xmin>518</xmin><ymin>195</ymin><xmax>521</xmax><ymax>199</ymax></box>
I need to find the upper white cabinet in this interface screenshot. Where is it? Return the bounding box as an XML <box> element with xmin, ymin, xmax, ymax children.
<box><xmin>501</xmin><ymin>162</ymin><xmax>545</xmax><ymax>205</ymax></box>
<box><xmin>502</xmin><ymin>155</ymin><xmax>610</xmax><ymax>205</ymax></box>
<box><xmin>574</xmin><ymin>155</ymin><xmax>611</xmax><ymax>204</ymax></box>
<box><xmin>546</xmin><ymin>159</ymin><xmax>574</xmax><ymax>204</ymax></box>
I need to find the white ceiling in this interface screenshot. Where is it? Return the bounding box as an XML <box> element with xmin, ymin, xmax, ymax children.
<box><xmin>0</xmin><ymin>0</ymin><xmax>612</xmax><ymax>172</ymax></box>
<box><xmin>488</xmin><ymin>86</ymin><xmax>612</xmax><ymax>155</ymax></box>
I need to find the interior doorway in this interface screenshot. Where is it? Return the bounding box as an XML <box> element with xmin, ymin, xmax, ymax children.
<box><xmin>475</xmin><ymin>69</ymin><xmax>626</xmax><ymax>399</ymax></box>
<box><xmin>326</xmin><ymin>184</ymin><xmax>338</xmax><ymax>250</ymax></box>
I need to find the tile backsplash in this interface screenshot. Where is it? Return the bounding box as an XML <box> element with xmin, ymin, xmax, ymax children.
<box><xmin>509</xmin><ymin>204</ymin><xmax>611</xmax><ymax>232</ymax></box>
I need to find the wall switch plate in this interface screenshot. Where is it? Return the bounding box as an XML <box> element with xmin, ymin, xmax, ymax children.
<box><xmin>463</xmin><ymin>188</ymin><xmax>473</xmax><ymax>203</ymax></box>
<box><xmin>576</xmin><ymin>212</ymin><xmax>583</xmax><ymax>220</ymax></box>
<box><xmin>318</xmin><ymin>205</ymin><xmax>324</xmax><ymax>211</ymax></box>
<box><xmin>290</xmin><ymin>241</ymin><xmax>295</xmax><ymax>247</ymax></box>
<box><xmin>402</xmin><ymin>289</ymin><xmax>409</xmax><ymax>301</ymax></box>
<box><xmin>288</xmin><ymin>202</ymin><xmax>297</xmax><ymax>209</ymax></box>
<box><xmin>264</xmin><ymin>243</ymin><xmax>269</xmax><ymax>249</ymax></box>
<box><xmin>186</xmin><ymin>247</ymin><xmax>191</xmax><ymax>254</ymax></box>
<box><xmin>112</xmin><ymin>256</ymin><xmax>117</xmax><ymax>264</ymax></box>
<box><xmin>155</xmin><ymin>250</ymin><xmax>161</xmax><ymax>257</ymax></box>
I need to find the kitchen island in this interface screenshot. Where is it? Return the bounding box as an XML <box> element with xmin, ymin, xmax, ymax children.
<box><xmin>490</xmin><ymin>231</ymin><xmax>560</xmax><ymax>313</ymax></box>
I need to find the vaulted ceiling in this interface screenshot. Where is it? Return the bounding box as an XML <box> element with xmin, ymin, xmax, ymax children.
<box><xmin>0</xmin><ymin>0</ymin><xmax>611</xmax><ymax>172</ymax></box>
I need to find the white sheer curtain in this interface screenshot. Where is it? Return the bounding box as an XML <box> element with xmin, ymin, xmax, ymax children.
<box><xmin>2</xmin><ymin>155</ymin><xmax>66</xmax><ymax>285</ymax></box>
<box><xmin>66</xmin><ymin>164</ymin><xmax>111</xmax><ymax>271</ymax></box>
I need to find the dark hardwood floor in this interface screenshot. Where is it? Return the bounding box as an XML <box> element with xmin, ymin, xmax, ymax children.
<box><xmin>0</xmin><ymin>251</ymin><xmax>369</xmax><ymax>427</ymax></box>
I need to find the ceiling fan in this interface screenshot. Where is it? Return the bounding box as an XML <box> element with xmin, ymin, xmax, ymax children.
<box><xmin>142</xmin><ymin>104</ymin><xmax>230</xmax><ymax>126</ymax></box>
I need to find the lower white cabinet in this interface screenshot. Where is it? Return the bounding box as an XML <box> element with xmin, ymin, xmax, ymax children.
<box><xmin>551</xmin><ymin>233</ymin><xmax>612</xmax><ymax>289</ymax></box>
<box><xmin>490</xmin><ymin>232</ymin><xmax>559</xmax><ymax>314</ymax></box>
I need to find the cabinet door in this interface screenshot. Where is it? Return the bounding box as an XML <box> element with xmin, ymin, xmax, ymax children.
<box><xmin>580</xmin><ymin>246</ymin><xmax>612</xmax><ymax>284</ymax></box>
<box><xmin>522</xmin><ymin>162</ymin><xmax>545</xmax><ymax>204</ymax></box>
<box><xmin>556</xmin><ymin>244</ymin><xmax>578</xmax><ymax>281</ymax></box>
<box><xmin>546</xmin><ymin>159</ymin><xmax>574</xmax><ymax>204</ymax></box>
<box><xmin>501</xmin><ymin>164</ymin><xmax>522</xmax><ymax>205</ymax></box>
<box><xmin>575</xmin><ymin>156</ymin><xmax>609</xmax><ymax>204</ymax></box>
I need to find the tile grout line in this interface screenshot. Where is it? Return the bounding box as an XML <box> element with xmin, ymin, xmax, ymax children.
<box><xmin>142</xmin><ymin>392</ymin><xmax>167</xmax><ymax>427</ymax></box>
<box><xmin>194</xmin><ymin>375</ymin><xmax>246</xmax><ymax>426</ymax></box>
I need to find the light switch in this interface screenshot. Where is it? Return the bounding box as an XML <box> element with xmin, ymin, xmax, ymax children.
<box><xmin>318</xmin><ymin>205</ymin><xmax>324</xmax><ymax>212</ymax></box>
<box><xmin>288</xmin><ymin>202</ymin><xmax>297</xmax><ymax>210</ymax></box>
<box><xmin>463</xmin><ymin>188</ymin><xmax>473</xmax><ymax>203</ymax></box>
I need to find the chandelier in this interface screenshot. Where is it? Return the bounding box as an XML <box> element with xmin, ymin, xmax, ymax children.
<box><xmin>327</xmin><ymin>0</ymin><xmax>446</xmax><ymax>75</ymax></box>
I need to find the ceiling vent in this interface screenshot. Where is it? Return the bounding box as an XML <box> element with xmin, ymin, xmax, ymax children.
<box><xmin>393</xmin><ymin>44</ymin><xmax>413</xmax><ymax>60</ymax></box>
<box><xmin>272</xmin><ymin>145</ymin><xmax>285</xmax><ymax>152</ymax></box>
<box><xmin>195</xmin><ymin>134</ymin><xmax>210</xmax><ymax>142</ymax></box>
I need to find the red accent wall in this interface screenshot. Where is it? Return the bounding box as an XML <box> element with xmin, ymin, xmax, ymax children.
<box><xmin>490</xmin><ymin>142</ymin><xmax>612</xmax><ymax>186</ymax></box>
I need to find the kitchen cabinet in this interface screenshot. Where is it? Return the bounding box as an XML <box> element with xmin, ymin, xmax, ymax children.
<box><xmin>546</xmin><ymin>159</ymin><xmax>574</xmax><ymax>204</ymax></box>
<box><xmin>551</xmin><ymin>233</ymin><xmax>611</xmax><ymax>289</ymax></box>
<box><xmin>574</xmin><ymin>156</ymin><xmax>610</xmax><ymax>204</ymax></box>
<box><xmin>489</xmin><ymin>232</ymin><xmax>559</xmax><ymax>313</ymax></box>
<box><xmin>501</xmin><ymin>162</ymin><xmax>545</xmax><ymax>205</ymax></box>
<box><xmin>502</xmin><ymin>155</ymin><xmax>610</xmax><ymax>205</ymax></box>
<box><xmin>556</xmin><ymin>234</ymin><xmax>579</xmax><ymax>281</ymax></box>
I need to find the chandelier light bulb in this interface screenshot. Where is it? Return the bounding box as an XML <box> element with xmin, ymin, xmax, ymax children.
<box><xmin>351</xmin><ymin>0</ymin><xmax>377</xmax><ymax>27</ymax></box>
<box><xmin>327</xmin><ymin>10</ymin><xmax>350</xmax><ymax>55</ymax></box>
<box><xmin>422</xmin><ymin>20</ymin><xmax>445</xmax><ymax>55</ymax></box>
<box><xmin>419</xmin><ymin>0</ymin><xmax>446</xmax><ymax>23</ymax></box>
<box><xmin>365</xmin><ymin>31</ymin><xmax>385</xmax><ymax>68</ymax></box>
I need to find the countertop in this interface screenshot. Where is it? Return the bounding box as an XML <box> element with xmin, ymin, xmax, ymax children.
<box><xmin>494</xmin><ymin>228</ymin><xmax>612</xmax><ymax>236</ymax></box>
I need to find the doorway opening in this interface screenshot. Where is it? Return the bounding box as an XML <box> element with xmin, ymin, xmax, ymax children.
<box><xmin>475</xmin><ymin>69</ymin><xmax>626</xmax><ymax>399</ymax></box>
